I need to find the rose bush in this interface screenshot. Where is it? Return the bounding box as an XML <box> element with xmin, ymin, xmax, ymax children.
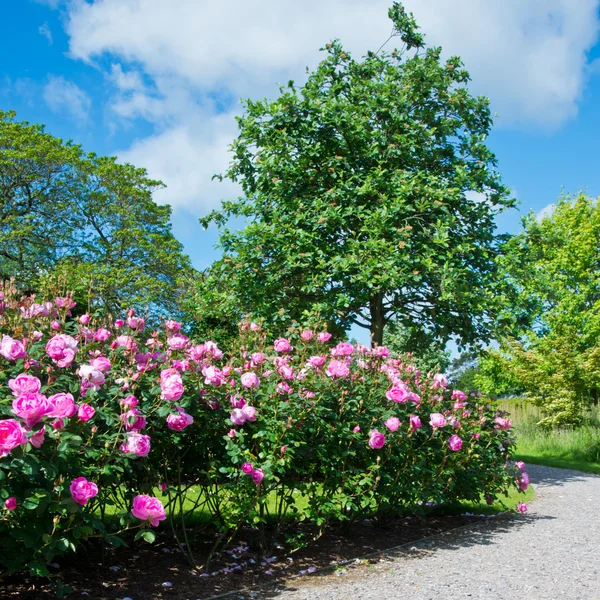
<box><xmin>0</xmin><ymin>282</ymin><xmax>527</xmax><ymax>576</ymax></box>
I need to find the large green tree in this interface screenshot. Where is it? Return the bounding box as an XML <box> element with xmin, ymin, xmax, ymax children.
<box><xmin>476</xmin><ymin>193</ymin><xmax>600</xmax><ymax>425</ymax></box>
<box><xmin>0</xmin><ymin>110</ymin><xmax>193</xmax><ymax>317</ymax></box>
<box><xmin>200</xmin><ymin>3</ymin><xmax>514</xmax><ymax>347</ymax></box>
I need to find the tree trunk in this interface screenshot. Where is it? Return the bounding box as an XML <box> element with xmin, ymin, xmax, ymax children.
<box><xmin>369</xmin><ymin>293</ymin><xmax>386</xmax><ymax>348</ymax></box>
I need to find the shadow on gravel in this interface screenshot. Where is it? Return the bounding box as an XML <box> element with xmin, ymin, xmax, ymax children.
<box><xmin>526</xmin><ymin>463</ymin><xmax>599</xmax><ymax>487</ymax></box>
<box><xmin>231</xmin><ymin>513</ymin><xmax>545</xmax><ymax>600</ymax></box>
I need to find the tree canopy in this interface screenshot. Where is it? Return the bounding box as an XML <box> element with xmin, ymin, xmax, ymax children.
<box><xmin>200</xmin><ymin>2</ymin><xmax>514</xmax><ymax>347</ymax></box>
<box><xmin>0</xmin><ymin>110</ymin><xmax>193</xmax><ymax>317</ymax></box>
<box><xmin>476</xmin><ymin>193</ymin><xmax>600</xmax><ymax>424</ymax></box>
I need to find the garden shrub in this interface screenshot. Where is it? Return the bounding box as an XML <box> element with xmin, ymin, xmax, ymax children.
<box><xmin>0</xmin><ymin>283</ymin><xmax>527</xmax><ymax>576</ymax></box>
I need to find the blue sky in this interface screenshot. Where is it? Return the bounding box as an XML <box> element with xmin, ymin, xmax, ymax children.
<box><xmin>2</xmin><ymin>0</ymin><xmax>600</xmax><ymax>345</ymax></box>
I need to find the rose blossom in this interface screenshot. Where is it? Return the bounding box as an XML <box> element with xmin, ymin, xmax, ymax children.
<box><xmin>278</xmin><ymin>364</ymin><xmax>294</xmax><ymax>380</ymax></box>
<box><xmin>120</xmin><ymin>408</ymin><xmax>146</xmax><ymax>431</ymax></box>
<box><xmin>79</xmin><ymin>314</ymin><xmax>91</xmax><ymax>325</ymax></box>
<box><xmin>517</xmin><ymin>472</ymin><xmax>530</xmax><ymax>491</ymax></box>
<box><xmin>78</xmin><ymin>403</ymin><xmax>95</xmax><ymax>422</ymax></box>
<box><xmin>432</xmin><ymin>373</ymin><xmax>448</xmax><ymax>389</ymax></box>
<box><xmin>121</xmin><ymin>395</ymin><xmax>138</xmax><ymax>410</ymax></box>
<box><xmin>120</xmin><ymin>433</ymin><xmax>151</xmax><ymax>457</ymax></box>
<box><xmin>165</xmin><ymin>320</ymin><xmax>182</xmax><ymax>333</ymax></box>
<box><xmin>326</xmin><ymin>359</ymin><xmax>350</xmax><ymax>379</ymax></box>
<box><xmin>241</xmin><ymin>462</ymin><xmax>254</xmax><ymax>474</ymax></box>
<box><xmin>317</xmin><ymin>332</ymin><xmax>332</xmax><ymax>343</ymax></box>
<box><xmin>230</xmin><ymin>409</ymin><xmax>246</xmax><ymax>426</ymax></box>
<box><xmin>48</xmin><ymin>393</ymin><xmax>77</xmax><ymax>418</ymax></box>
<box><xmin>372</xmin><ymin>346</ymin><xmax>390</xmax><ymax>358</ymax></box>
<box><xmin>241</xmin><ymin>372</ymin><xmax>260</xmax><ymax>389</ymax></box>
<box><xmin>8</xmin><ymin>374</ymin><xmax>41</xmax><ymax>396</ymax></box>
<box><xmin>79</xmin><ymin>364</ymin><xmax>105</xmax><ymax>390</ymax></box>
<box><xmin>515</xmin><ymin>461</ymin><xmax>526</xmax><ymax>471</ymax></box>
<box><xmin>451</xmin><ymin>390</ymin><xmax>467</xmax><ymax>401</ymax></box>
<box><xmin>12</xmin><ymin>393</ymin><xmax>52</xmax><ymax>427</ymax></box>
<box><xmin>70</xmin><ymin>477</ymin><xmax>99</xmax><ymax>506</ymax></box>
<box><xmin>252</xmin><ymin>469</ymin><xmax>265</xmax><ymax>485</ymax></box>
<box><xmin>410</xmin><ymin>415</ymin><xmax>422</xmax><ymax>431</ymax></box>
<box><xmin>307</xmin><ymin>355</ymin><xmax>326</xmax><ymax>368</ymax></box>
<box><xmin>90</xmin><ymin>356</ymin><xmax>111</xmax><ymax>373</ymax></box>
<box><xmin>166</xmin><ymin>408</ymin><xmax>194</xmax><ymax>431</ymax></box>
<box><xmin>202</xmin><ymin>366</ymin><xmax>224</xmax><ymax>387</ymax></box>
<box><xmin>429</xmin><ymin>413</ymin><xmax>447</xmax><ymax>429</ymax></box>
<box><xmin>368</xmin><ymin>430</ymin><xmax>386</xmax><ymax>450</ymax></box>
<box><xmin>384</xmin><ymin>417</ymin><xmax>400</xmax><ymax>432</ymax></box>
<box><xmin>353</xmin><ymin>425</ymin><xmax>361</xmax><ymax>433</ymax></box>
<box><xmin>30</xmin><ymin>426</ymin><xmax>45</xmax><ymax>448</ymax></box>
<box><xmin>274</xmin><ymin>338</ymin><xmax>293</xmax><ymax>353</ymax></box>
<box><xmin>1</xmin><ymin>335</ymin><xmax>26</xmax><ymax>361</ymax></box>
<box><xmin>0</xmin><ymin>419</ymin><xmax>28</xmax><ymax>457</ymax></box>
<box><xmin>46</xmin><ymin>334</ymin><xmax>77</xmax><ymax>367</ymax></box>
<box><xmin>94</xmin><ymin>328</ymin><xmax>111</xmax><ymax>342</ymax></box>
<box><xmin>448</xmin><ymin>434</ymin><xmax>463</xmax><ymax>451</ymax></box>
<box><xmin>494</xmin><ymin>417</ymin><xmax>512</xmax><ymax>430</ymax></box>
<box><xmin>167</xmin><ymin>334</ymin><xmax>189</xmax><ymax>351</ymax></box>
<box><xmin>516</xmin><ymin>503</ymin><xmax>527</xmax><ymax>514</ymax></box>
<box><xmin>250</xmin><ymin>352</ymin><xmax>265</xmax><ymax>364</ymax></box>
<box><xmin>4</xmin><ymin>497</ymin><xmax>17</xmax><ymax>511</ymax></box>
<box><xmin>386</xmin><ymin>387</ymin><xmax>408</xmax><ymax>403</ymax></box>
<box><xmin>331</xmin><ymin>342</ymin><xmax>354</xmax><ymax>357</ymax></box>
<box><xmin>161</xmin><ymin>371</ymin><xmax>184</xmax><ymax>401</ymax></box>
<box><xmin>132</xmin><ymin>495</ymin><xmax>166</xmax><ymax>526</ymax></box>
<box><xmin>300</xmin><ymin>330</ymin><xmax>314</xmax><ymax>341</ymax></box>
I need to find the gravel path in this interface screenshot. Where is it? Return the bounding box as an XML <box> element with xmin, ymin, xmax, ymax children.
<box><xmin>248</xmin><ymin>464</ymin><xmax>600</xmax><ymax>600</ymax></box>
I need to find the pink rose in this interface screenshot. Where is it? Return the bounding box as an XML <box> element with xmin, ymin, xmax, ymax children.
<box><xmin>249</xmin><ymin>322</ymin><xmax>260</xmax><ymax>331</ymax></box>
<box><xmin>326</xmin><ymin>360</ymin><xmax>350</xmax><ymax>379</ymax></box>
<box><xmin>252</xmin><ymin>469</ymin><xmax>265</xmax><ymax>485</ymax></box>
<box><xmin>79</xmin><ymin>314</ymin><xmax>91</xmax><ymax>325</ymax></box>
<box><xmin>372</xmin><ymin>346</ymin><xmax>390</xmax><ymax>358</ymax></box>
<box><xmin>227</xmin><ymin>428</ymin><xmax>236</xmax><ymax>438</ymax></box>
<box><xmin>127</xmin><ymin>316</ymin><xmax>145</xmax><ymax>331</ymax></box>
<box><xmin>8</xmin><ymin>374</ymin><xmax>41</xmax><ymax>396</ymax></box>
<box><xmin>386</xmin><ymin>387</ymin><xmax>408</xmax><ymax>403</ymax></box>
<box><xmin>167</xmin><ymin>334</ymin><xmax>189</xmax><ymax>351</ymax></box>
<box><xmin>166</xmin><ymin>408</ymin><xmax>194</xmax><ymax>431</ymax></box>
<box><xmin>120</xmin><ymin>433</ymin><xmax>151</xmax><ymax>457</ymax></box>
<box><xmin>165</xmin><ymin>320</ymin><xmax>182</xmax><ymax>333</ymax></box>
<box><xmin>515</xmin><ymin>461</ymin><xmax>526</xmax><ymax>471</ymax></box>
<box><xmin>161</xmin><ymin>376</ymin><xmax>184</xmax><ymax>402</ymax></box>
<box><xmin>429</xmin><ymin>413</ymin><xmax>447</xmax><ymax>429</ymax></box>
<box><xmin>517</xmin><ymin>472</ymin><xmax>530</xmax><ymax>491</ymax></box>
<box><xmin>241</xmin><ymin>462</ymin><xmax>254</xmax><ymax>474</ymax></box>
<box><xmin>4</xmin><ymin>497</ymin><xmax>17</xmax><ymax>511</ymax></box>
<box><xmin>32</xmin><ymin>331</ymin><xmax>43</xmax><ymax>342</ymax></box>
<box><xmin>278</xmin><ymin>364</ymin><xmax>294</xmax><ymax>380</ymax></box>
<box><xmin>120</xmin><ymin>408</ymin><xmax>146</xmax><ymax>431</ymax></box>
<box><xmin>241</xmin><ymin>372</ymin><xmax>260</xmax><ymax>389</ymax></box>
<box><xmin>230</xmin><ymin>409</ymin><xmax>246</xmax><ymax>426</ymax></box>
<box><xmin>48</xmin><ymin>393</ymin><xmax>77</xmax><ymax>418</ymax></box>
<box><xmin>55</xmin><ymin>296</ymin><xmax>76</xmax><ymax>309</ymax></box>
<box><xmin>90</xmin><ymin>356</ymin><xmax>111</xmax><ymax>373</ymax></box>
<box><xmin>432</xmin><ymin>373</ymin><xmax>448</xmax><ymax>389</ymax></box>
<box><xmin>307</xmin><ymin>355</ymin><xmax>326</xmax><ymax>368</ymax></box>
<box><xmin>331</xmin><ymin>342</ymin><xmax>354</xmax><ymax>357</ymax></box>
<box><xmin>410</xmin><ymin>415</ymin><xmax>422</xmax><ymax>431</ymax></box>
<box><xmin>69</xmin><ymin>477</ymin><xmax>99</xmax><ymax>506</ymax></box>
<box><xmin>12</xmin><ymin>393</ymin><xmax>52</xmax><ymax>428</ymax></box>
<box><xmin>473</xmin><ymin>432</ymin><xmax>481</xmax><ymax>440</ymax></box>
<box><xmin>0</xmin><ymin>419</ymin><xmax>28</xmax><ymax>457</ymax></box>
<box><xmin>1</xmin><ymin>335</ymin><xmax>26</xmax><ymax>361</ymax></box>
<box><xmin>451</xmin><ymin>390</ymin><xmax>467</xmax><ymax>401</ymax></box>
<box><xmin>448</xmin><ymin>434</ymin><xmax>463</xmax><ymax>451</ymax></box>
<box><xmin>384</xmin><ymin>417</ymin><xmax>400</xmax><ymax>432</ymax></box>
<box><xmin>353</xmin><ymin>425</ymin><xmax>361</xmax><ymax>433</ymax></box>
<box><xmin>274</xmin><ymin>338</ymin><xmax>293</xmax><ymax>353</ymax></box>
<box><xmin>276</xmin><ymin>382</ymin><xmax>292</xmax><ymax>395</ymax></box>
<box><xmin>78</xmin><ymin>365</ymin><xmax>105</xmax><ymax>390</ymax></box>
<box><xmin>516</xmin><ymin>502</ymin><xmax>527</xmax><ymax>514</ymax></box>
<box><xmin>281</xmin><ymin>445</ymin><xmax>287</xmax><ymax>454</ymax></box>
<box><xmin>78</xmin><ymin>403</ymin><xmax>95</xmax><ymax>422</ymax></box>
<box><xmin>94</xmin><ymin>328</ymin><xmax>111</xmax><ymax>342</ymax></box>
<box><xmin>494</xmin><ymin>417</ymin><xmax>512</xmax><ymax>430</ymax></box>
<box><xmin>202</xmin><ymin>366</ymin><xmax>224</xmax><ymax>387</ymax></box>
<box><xmin>368</xmin><ymin>430</ymin><xmax>386</xmax><ymax>449</ymax></box>
<box><xmin>241</xmin><ymin>404</ymin><xmax>257</xmax><ymax>422</ymax></box>
<box><xmin>30</xmin><ymin>426</ymin><xmax>45</xmax><ymax>448</ymax></box>
<box><xmin>317</xmin><ymin>332</ymin><xmax>332</xmax><ymax>343</ymax></box>
<box><xmin>132</xmin><ymin>495</ymin><xmax>166</xmax><ymax>526</ymax></box>
<box><xmin>250</xmin><ymin>352</ymin><xmax>265</xmax><ymax>364</ymax></box>
<box><xmin>300</xmin><ymin>330</ymin><xmax>314</xmax><ymax>341</ymax></box>
<box><xmin>114</xmin><ymin>319</ymin><xmax>124</xmax><ymax>328</ymax></box>
<box><xmin>46</xmin><ymin>334</ymin><xmax>77</xmax><ymax>367</ymax></box>
<box><xmin>121</xmin><ymin>395</ymin><xmax>138</xmax><ymax>410</ymax></box>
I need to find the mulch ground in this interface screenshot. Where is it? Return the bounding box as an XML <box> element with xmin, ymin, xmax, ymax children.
<box><xmin>1</xmin><ymin>514</ymin><xmax>482</xmax><ymax>599</ymax></box>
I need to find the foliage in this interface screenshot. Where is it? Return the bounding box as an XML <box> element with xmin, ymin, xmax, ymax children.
<box><xmin>0</xmin><ymin>283</ymin><xmax>525</xmax><ymax>576</ymax></box>
<box><xmin>199</xmin><ymin>2</ymin><xmax>514</xmax><ymax>346</ymax></box>
<box><xmin>477</xmin><ymin>194</ymin><xmax>600</xmax><ymax>425</ymax></box>
<box><xmin>0</xmin><ymin>110</ymin><xmax>193</xmax><ymax>318</ymax></box>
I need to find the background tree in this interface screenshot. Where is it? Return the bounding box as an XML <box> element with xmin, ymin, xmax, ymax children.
<box><xmin>200</xmin><ymin>2</ymin><xmax>514</xmax><ymax>348</ymax></box>
<box><xmin>0</xmin><ymin>110</ymin><xmax>194</xmax><ymax>318</ymax></box>
<box><xmin>476</xmin><ymin>193</ymin><xmax>600</xmax><ymax>425</ymax></box>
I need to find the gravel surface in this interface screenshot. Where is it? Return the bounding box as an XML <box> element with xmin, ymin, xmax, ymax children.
<box><xmin>242</xmin><ymin>464</ymin><xmax>600</xmax><ymax>600</ymax></box>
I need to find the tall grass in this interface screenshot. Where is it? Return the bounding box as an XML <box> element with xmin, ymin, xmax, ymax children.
<box><xmin>500</xmin><ymin>398</ymin><xmax>600</xmax><ymax>474</ymax></box>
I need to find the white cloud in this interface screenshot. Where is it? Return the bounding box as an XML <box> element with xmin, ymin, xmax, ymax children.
<box><xmin>57</xmin><ymin>0</ymin><xmax>600</xmax><ymax>213</ymax></box>
<box><xmin>38</xmin><ymin>22</ymin><xmax>53</xmax><ymax>45</ymax></box>
<box><xmin>537</xmin><ymin>203</ymin><xmax>556</xmax><ymax>221</ymax></box>
<box><xmin>117</xmin><ymin>114</ymin><xmax>241</xmax><ymax>212</ymax></box>
<box><xmin>43</xmin><ymin>76</ymin><xmax>91</xmax><ymax>123</ymax></box>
